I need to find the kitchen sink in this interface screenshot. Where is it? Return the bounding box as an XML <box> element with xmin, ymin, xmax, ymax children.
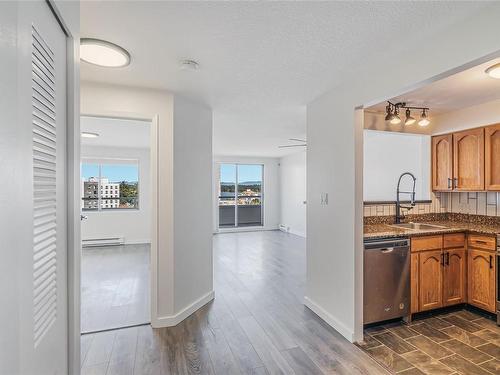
<box><xmin>388</xmin><ymin>222</ymin><xmax>449</xmax><ymax>230</ymax></box>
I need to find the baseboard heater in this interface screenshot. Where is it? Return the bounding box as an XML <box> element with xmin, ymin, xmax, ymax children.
<box><xmin>82</xmin><ymin>236</ymin><xmax>125</xmax><ymax>248</ymax></box>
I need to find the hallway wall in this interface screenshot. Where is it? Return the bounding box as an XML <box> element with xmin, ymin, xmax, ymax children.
<box><xmin>279</xmin><ymin>151</ymin><xmax>307</xmax><ymax>237</ymax></box>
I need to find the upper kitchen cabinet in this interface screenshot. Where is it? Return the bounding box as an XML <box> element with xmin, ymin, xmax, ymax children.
<box><xmin>485</xmin><ymin>123</ymin><xmax>500</xmax><ymax>190</ymax></box>
<box><xmin>431</xmin><ymin>134</ymin><xmax>453</xmax><ymax>191</ymax></box>
<box><xmin>453</xmin><ymin>127</ymin><xmax>484</xmax><ymax>191</ymax></box>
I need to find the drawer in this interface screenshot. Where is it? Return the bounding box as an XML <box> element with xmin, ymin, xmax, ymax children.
<box><xmin>411</xmin><ymin>235</ymin><xmax>442</xmax><ymax>252</ymax></box>
<box><xmin>468</xmin><ymin>234</ymin><xmax>496</xmax><ymax>251</ymax></box>
<box><xmin>444</xmin><ymin>233</ymin><xmax>465</xmax><ymax>248</ymax></box>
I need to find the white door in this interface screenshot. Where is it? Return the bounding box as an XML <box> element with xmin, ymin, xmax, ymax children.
<box><xmin>17</xmin><ymin>1</ymin><xmax>68</xmax><ymax>373</ymax></box>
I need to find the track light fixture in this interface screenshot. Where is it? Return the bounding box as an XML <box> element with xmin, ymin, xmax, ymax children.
<box><xmin>385</xmin><ymin>101</ymin><xmax>430</xmax><ymax>127</ymax></box>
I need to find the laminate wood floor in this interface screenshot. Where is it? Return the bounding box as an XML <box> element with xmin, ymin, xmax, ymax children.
<box><xmin>81</xmin><ymin>231</ymin><xmax>388</xmax><ymax>374</ymax></box>
<box><xmin>81</xmin><ymin>244</ymin><xmax>150</xmax><ymax>333</ymax></box>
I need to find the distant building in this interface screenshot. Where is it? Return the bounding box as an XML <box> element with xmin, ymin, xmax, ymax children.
<box><xmin>82</xmin><ymin>177</ymin><xmax>120</xmax><ymax>209</ymax></box>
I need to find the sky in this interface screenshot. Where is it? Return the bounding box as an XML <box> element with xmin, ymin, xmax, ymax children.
<box><xmin>82</xmin><ymin>163</ymin><xmax>138</xmax><ymax>182</ymax></box>
<box><xmin>220</xmin><ymin>164</ymin><xmax>262</xmax><ymax>183</ymax></box>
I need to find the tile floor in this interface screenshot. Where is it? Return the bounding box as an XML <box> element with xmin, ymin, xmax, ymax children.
<box><xmin>81</xmin><ymin>244</ymin><xmax>150</xmax><ymax>333</ymax></box>
<box><xmin>357</xmin><ymin>309</ymin><xmax>500</xmax><ymax>375</ymax></box>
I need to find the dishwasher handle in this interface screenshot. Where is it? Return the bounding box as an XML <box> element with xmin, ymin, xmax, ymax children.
<box><xmin>380</xmin><ymin>248</ymin><xmax>394</xmax><ymax>253</ymax></box>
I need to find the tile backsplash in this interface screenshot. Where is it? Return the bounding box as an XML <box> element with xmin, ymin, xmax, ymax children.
<box><xmin>364</xmin><ymin>192</ymin><xmax>500</xmax><ymax>217</ymax></box>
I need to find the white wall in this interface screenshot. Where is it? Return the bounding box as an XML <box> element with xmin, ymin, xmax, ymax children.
<box><xmin>306</xmin><ymin>4</ymin><xmax>500</xmax><ymax>343</ymax></box>
<box><xmin>213</xmin><ymin>156</ymin><xmax>280</xmax><ymax>232</ymax></box>
<box><xmin>173</xmin><ymin>95</ymin><xmax>213</xmax><ymax>312</ymax></box>
<box><xmin>433</xmin><ymin>98</ymin><xmax>500</xmax><ymax>134</ymax></box>
<box><xmin>81</xmin><ymin>82</ymin><xmax>214</xmax><ymax>328</ymax></box>
<box><xmin>363</xmin><ymin>130</ymin><xmax>430</xmax><ymax>201</ymax></box>
<box><xmin>279</xmin><ymin>151</ymin><xmax>307</xmax><ymax>237</ymax></box>
<box><xmin>81</xmin><ymin>145</ymin><xmax>152</xmax><ymax>244</ymax></box>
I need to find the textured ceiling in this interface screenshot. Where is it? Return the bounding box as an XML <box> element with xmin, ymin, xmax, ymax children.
<box><xmin>81</xmin><ymin>116</ymin><xmax>151</xmax><ymax>149</ymax></box>
<box><xmin>368</xmin><ymin>57</ymin><xmax>500</xmax><ymax>116</ymax></box>
<box><xmin>81</xmin><ymin>1</ymin><xmax>489</xmax><ymax>157</ymax></box>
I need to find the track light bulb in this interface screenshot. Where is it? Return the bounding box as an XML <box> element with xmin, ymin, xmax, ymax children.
<box><xmin>404</xmin><ymin>109</ymin><xmax>416</xmax><ymax>126</ymax></box>
<box><xmin>390</xmin><ymin>107</ymin><xmax>401</xmax><ymax>125</ymax></box>
<box><xmin>418</xmin><ymin>109</ymin><xmax>430</xmax><ymax>127</ymax></box>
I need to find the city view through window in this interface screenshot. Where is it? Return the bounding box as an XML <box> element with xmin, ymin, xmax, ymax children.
<box><xmin>82</xmin><ymin>163</ymin><xmax>139</xmax><ymax>210</ymax></box>
<box><xmin>219</xmin><ymin>164</ymin><xmax>263</xmax><ymax>228</ymax></box>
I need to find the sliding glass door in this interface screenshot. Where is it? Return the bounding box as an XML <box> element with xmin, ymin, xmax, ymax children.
<box><xmin>218</xmin><ymin>163</ymin><xmax>263</xmax><ymax>228</ymax></box>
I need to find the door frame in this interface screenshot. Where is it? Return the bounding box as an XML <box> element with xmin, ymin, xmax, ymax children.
<box><xmin>45</xmin><ymin>1</ymin><xmax>81</xmax><ymax>373</ymax></box>
<box><xmin>78</xmin><ymin>112</ymin><xmax>159</xmax><ymax>325</ymax></box>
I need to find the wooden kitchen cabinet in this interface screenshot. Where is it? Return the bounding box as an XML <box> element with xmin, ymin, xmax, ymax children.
<box><xmin>453</xmin><ymin>128</ymin><xmax>485</xmax><ymax>191</ymax></box>
<box><xmin>468</xmin><ymin>247</ymin><xmax>496</xmax><ymax>313</ymax></box>
<box><xmin>418</xmin><ymin>250</ymin><xmax>444</xmax><ymax>311</ymax></box>
<box><xmin>485</xmin><ymin>123</ymin><xmax>500</xmax><ymax>190</ymax></box>
<box><xmin>432</xmin><ymin>134</ymin><xmax>453</xmax><ymax>191</ymax></box>
<box><xmin>443</xmin><ymin>248</ymin><xmax>467</xmax><ymax>306</ymax></box>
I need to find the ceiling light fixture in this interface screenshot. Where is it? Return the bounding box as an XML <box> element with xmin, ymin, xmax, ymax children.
<box><xmin>390</xmin><ymin>107</ymin><xmax>402</xmax><ymax>125</ymax></box>
<box><xmin>418</xmin><ymin>109</ymin><xmax>430</xmax><ymax>127</ymax></box>
<box><xmin>385</xmin><ymin>101</ymin><xmax>431</xmax><ymax>127</ymax></box>
<box><xmin>404</xmin><ymin>108</ymin><xmax>416</xmax><ymax>126</ymax></box>
<box><xmin>80</xmin><ymin>38</ymin><xmax>130</xmax><ymax>68</ymax></box>
<box><xmin>485</xmin><ymin>63</ymin><xmax>500</xmax><ymax>79</ymax></box>
<box><xmin>81</xmin><ymin>132</ymin><xmax>99</xmax><ymax>139</ymax></box>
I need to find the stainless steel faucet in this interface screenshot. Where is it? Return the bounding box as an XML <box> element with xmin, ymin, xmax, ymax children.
<box><xmin>395</xmin><ymin>172</ymin><xmax>416</xmax><ymax>224</ymax></box>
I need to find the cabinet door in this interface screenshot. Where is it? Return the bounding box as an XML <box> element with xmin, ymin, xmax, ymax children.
<box><xmin>468</xmin><ymin>248</ymin><xmax>496</xmax><ymax>312</ymax></box>
<box><xmin>432</xmin><ymin>134</ymin><xmax>453</xmax><ymax>191</ymax></box>
<box><xmin>443</xmin><ymin>248</ymin><xmax>466</xmax><ymax>306</ymax></box>
<box><xmin>485</xmin><ymin>123</ymin><xmax>500</xmax><ymax>191</ymax></box>
<box><xmin>453</xmin><ymin>128</ymin><xmax>485</xmax><ymax>190</ymax></box>
<box><xmin>419</xmin><ymin>250</ymin><xmax>443</xmax><ymax>311</ymax></box>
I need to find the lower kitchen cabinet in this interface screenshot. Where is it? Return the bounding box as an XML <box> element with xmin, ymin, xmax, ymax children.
<box><xmin>468</xmin><ymin>248</ymin><xmax>496</xmax><ymax>312</ymax></box>
<box><xmin>443</xmin><ymin>248</ymin><xmax>467</xmax><ymax>306</ymax></box>
<box><xmin>418</xmin><ymin>250</ymin><xmax>443</xmax><ymax>311</ymax></box>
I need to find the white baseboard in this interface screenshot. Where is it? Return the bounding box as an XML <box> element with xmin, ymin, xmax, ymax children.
<box><xmin>215</xmin><ymin>226</ymin><xmax>278</xmax><ymax>234</ymax></box>
<box><xmin>304</xmin><ymin>296</ymin><xmax>354</xmax><ymax>343</ymax></box>
<box><xmin>288</xmin><ymin>229</ymin><xmax>306</xmax><ymax>238</ymax></box>
<box><xmin>152</xmin><ymin>290</ymin><xmax>215</xmax><ymax>328</ymax></box>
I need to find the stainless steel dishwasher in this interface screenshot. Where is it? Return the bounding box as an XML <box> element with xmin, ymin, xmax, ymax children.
<box><xmin>364</xmin><ymin>237</ymin><xmax>410</xmax><ymax>325</ymax></box>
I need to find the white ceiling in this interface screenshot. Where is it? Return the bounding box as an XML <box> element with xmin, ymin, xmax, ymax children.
<box><xmin>368</xmin><ymin>57</ymin><xmax>500</xmax><ymax>116</ymax></box>
<box><xmin>81</xmin><ymin>116</ymin><xmax>151</xmax><ymax>149</ymax></box>
<box><xmin>80</xmin><ymin>1</ymin><xmax>490</xmax><ymax>157</ymax></box>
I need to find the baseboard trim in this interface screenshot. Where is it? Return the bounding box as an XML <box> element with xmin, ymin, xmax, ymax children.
<box><xmin>152</xmin><ymin>290</ymin><xmax>215</xmax><ymax>328</ymax></box>
<box><xmin>304</xmin><ymin>296</ymin><xmax>354</xmax><ymax>342</ymax></box>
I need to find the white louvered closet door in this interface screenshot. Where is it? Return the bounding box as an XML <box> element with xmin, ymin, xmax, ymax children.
<box><xmin>18</xmin><ymin>1</ymin><xmax>68</xmax><ymax>374</ymax></box>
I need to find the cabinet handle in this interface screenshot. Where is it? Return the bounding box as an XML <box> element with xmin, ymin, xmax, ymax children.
<box><xmin>489</xmin><ymin>255</ymin><xmax>493</xmax><ymax>269</ymax></box>
<box><xmin>475</xmin><ymin>240</ymin><xmax>488</xmax><ymax>244</ymax></box>
<box><xmin>441</xmin><ymin>253</ymin><xmax>445</xmax><ymax>266</ymax></box>
<box><xmin>453</xmin><ymin>178</ymin><xmax>458</xmax><ymax>189</ymax></box>
<box><xmin>446</xmin><ymin>252</ymin><xmax>450</xmax><ymax>266</ymax></box>
<box><xmin>447</xmin><ymin>178</ymin><xmax>452</xmax><ymax>189</ymax></box>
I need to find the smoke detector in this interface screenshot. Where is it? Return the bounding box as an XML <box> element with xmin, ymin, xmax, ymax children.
<box><xmin>179</xmin><ymin>59</ymin><xmax>200</xmax><ymax>71</ymax></box>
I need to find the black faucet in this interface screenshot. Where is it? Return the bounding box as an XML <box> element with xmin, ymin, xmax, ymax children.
<box><xmin>395</xmin><ymin>172</ymin><xmax>416</xmax><ymax>224</ymax></box>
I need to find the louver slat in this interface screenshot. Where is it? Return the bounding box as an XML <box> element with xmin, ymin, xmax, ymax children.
<box><xmin>31</xmin><ymin>25</ymin><xmax>57</xmax><ymax>348</ymax></box>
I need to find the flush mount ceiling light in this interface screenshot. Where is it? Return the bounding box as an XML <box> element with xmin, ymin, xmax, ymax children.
<box><xmin>81</xmin><ymin>132</ymin><xmax>99</xmax><ymax>139</ymax></box>
<box><xmin>385</xmin><ymin>101</ymin><xmax>431</xmax><ymax>127</ymax></box>
<box><xmin>485</xmin><ymin>63</ymin><xmax>500</xmax><ymax>79</ymax></box>
<box><xmin>80</xmin><ymin>38</ymin><xmax>130</xmax><ymax>68</ymax></box>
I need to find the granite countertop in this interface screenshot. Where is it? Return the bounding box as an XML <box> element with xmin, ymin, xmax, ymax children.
<box><xmin>364</xmin><ymin>220</ymin><xmax>500</xmax><ymax>240</ymax></box>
